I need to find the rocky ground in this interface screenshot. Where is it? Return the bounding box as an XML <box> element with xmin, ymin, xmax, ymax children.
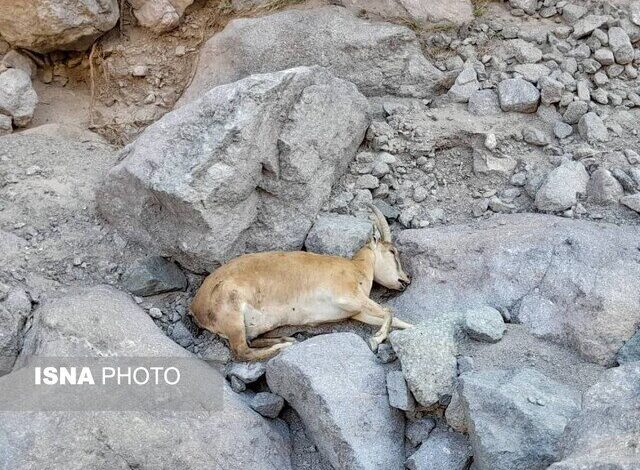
<box><xmin>0</xmin><ymin>0</ymin><xmax>639</xmax><ymax>469</ymax></box>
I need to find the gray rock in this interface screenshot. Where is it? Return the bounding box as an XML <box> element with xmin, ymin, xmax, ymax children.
<box><xmin>0</xmin><ymin>286</ymin><xmax>292</xmax><ymax>469</ymax></box>
<box><xmin>621</xmin><ymin>193</ymin><xmax>640</xmax><ymax>214</ymax></box>
<box><xmin>389</xmin><ymin>317</ymin><xmax>459</xmax><ymax>407</ymax></box>
<box><xmin>459</xmin><ymin>368</ymin><xmax>581</xmax><ymax>470</ymax></box>
<box><xmin>266</xmin><ymin>333</ymin><xmax>404</xmax><ymax>470</ymax></box>
<box><xmin>549</xmin><ymin>363</ymin><xmax>640</xmax><ymax>469</ymax></box>
<box><xmin>562</xmin><ymin>101</ymin><xmax>589</xmax><ymax>124</ymax></box>
<box><xmin>405</xmin><ymin>430</ymin><xmax>472</xmax><ymax>470</ymax></box>
<box><xmin>554</xmin><ymin>121</ymin><xmax>573</xmax><ymax>139</ymax></box>
<box><xmin>523</xmin><ymin>128</ymin><xmax>550</xmax><ymax>146</ymax></box>
<box><xmin>0</xmin><ymin>0</ymin><xmax>120</xmax><ymax>53</ymax></box>
<box><xmin>540</xmin><ymin>77</ymin><xmax>564</xmax><ymax>104</ymax></box>
<box><xmin>562</xmin><ymin>4</ymin><xmax>587</xmax><ymax>24</ymax></box>
<box><xmin>624</xmin><ymin>148</ymin><xmax>640</xmax><ymax>164</ymax></box>
<box><xmin>464</xmin><ymin>307</ymin><xmax>505</xmax><ymax>343</ymax></box>
<box><xmin>509</xmin><ymin>0</ymin><xmax>537</xmax><ymax>14</ymax></box>
<box><xmin>390</xmin><ymin>214</ymin><xmax>640</xmax><ymax>365</ymax></box>
<box><xmin>468</xmin><ymin>89</ymin><xmax>502</xmax><ymax>115</ymax></box>
<box><xmin>305</xmin><ymin>214</ymin><xmax>372</xmax><ymax>258</ymax></box>
<box><xmin>179</xmin><ymin>6</ymin><xmax>443</xmax><ymax>104</ymax></box>
<box><xmin>572</xmin><ymin>15</ymin><xmax>609</xmax><ymax>39</ymax></box>
<box><xmin>0</xmin><ymin>69</ymin><xmax>37</xmax><ymax>127</ymax></box>
<box><xmin>457</xmin><ymin>356</ymin><xmax>474</xmax><ymax>374</ymax></box>
<box><xmin>586</xmin><ymin>168</ymin><xmax>623</xmax><ymax>205</ymax></box>
<box><xmin>535</xmin><ymin>161</ymin><xmax>589</xmax><ymax>212</ymax></box>
<box><xmin>578</xmin><ymin>112</ymin><xmax>609</xmax><ymax>142</ymax></box>
<box><xmin>250</xmin><ymin>392</ymin><xmax>285</xmax><ymax>418</ymax></box>
<box><xmin>0</xmin><ymin>114</ymin><xmax>11</xmax><ymax>135</ymax></box>
<box><xmin>594</xmin><ymin>48</ymin><xmax>615</xmax><ymax>65</ymax></box>
<box><xmin>448</xmin><ymin>68</ymin><xmax>479</xmax><ymax>103</ymax></box>
<box><xmin>0</xmin><ymin>294</ymin><xmax>30</xmax><ymax>375</ymax></box>
<box><xmin>98</xmin><ymin>66</ymin><xmax>369</xmax><ymax>272</ymax></box>
<box><xmin>473</xmin><ymin>149</ymin><xmax>517</xmax><ymax>176</ymax></box>
<box><xmin>129</xmin><ymin>0</ymin><xmax>193</xmax><ymax>32</ymax></box>
<box><xmin>498</xmin><ymin>78</ymin><xmax>540</xmax><ymax>113</ymax></box>
<box><xmin>616</xmin><ymin>329</ymin><xmax>640</xmax><ymax>364</ymax></box>
<box><xmin>226</xmin><ymin>361</ymin><xmax>266</xmax><ymax>384</ymax></box>
<box><xmin>608</xmin><ymin>27</ymin><xmax>634</xmax><ymax>65</ymax></box>
<box><xmin>405</xmin><ymin>418</ymin><xmax>436</xmax><ymax>447</ymax></box>
<box><xmin>1</xmin><ymin>50</ymin><xmax>36</xmax><ymax>77</ymax></box>
<box><xmin>386</xmin><ymin>370</ymin><xmax>415</xmax><ymax>411</ymax></box>
<box><xmin>121</xmin><ymin>256</ymin><xmax>187</xmax><ymax>296</ymax></box>
<box><xmin>612</xmin><ymin>168</ymin><xmax>639</xmax><ymax>193</ymax></box>
<box><xmin>506</xmin><ymin>39</ymin><xmax>542</xmax><ymax>63</ymax></box>
<box><xmin>513</xmin><ymin>63</ymin><xmax>550</xmax><ymax>83</ymax></box>
<box><xmin>377</xmin><ymin>342</ymin><xmax>397</xmax><ymax>363</ymax></box>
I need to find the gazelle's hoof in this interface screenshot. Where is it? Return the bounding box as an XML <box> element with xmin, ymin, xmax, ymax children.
<box><xmin>368</xmin><ymin>337</ymin><xmax>379</xmax><ymax>352</ymax></box>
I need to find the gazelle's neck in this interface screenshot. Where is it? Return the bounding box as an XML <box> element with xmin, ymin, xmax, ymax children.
<box><xmin>351</xmin><ymin>244</ymin><xmax>375</xmax><ymax>295</ymax></box>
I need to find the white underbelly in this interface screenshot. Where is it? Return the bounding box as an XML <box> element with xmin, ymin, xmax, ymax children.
<box><xmin>243</xmin><ymin>294</ymin><xmax>350</xmax><ymax>339</ymax></box>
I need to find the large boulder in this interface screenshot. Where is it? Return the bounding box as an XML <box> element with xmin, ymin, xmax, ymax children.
<box><xmin>304</xmin><ymin>213</ymin><xmax>372</xmax><ymax>258</ymax></box>
<box><xmin>266</xmin><ymin>333</ymin><xmax>405</xmax><ymax>470</ymax></box>
<box><xmin>0</xmin><ymin>68</ymin><xmax>38</xmax><ymax>127</ymax></box>
<box><xmin>178</xmin><ymin>6</ymin><xmax>443</xmax><ymax>105</ymax></box>
<box><xmin>458</xmin><ymin>368</ymin><xmax>581</xmax><ymax>470</ymax></box>
<box><xmin>98</xmin><ymin>66</ymin><xmax>370</xmax><ymax>272</ymax></box>
<box><xmin>549</xmin><ymin>362</ymin><xmax>640</xmax><ymax>469</ymax></box>
<box><xmin>0</xmin><ymin>0</ymin><xmax>120</xmax><ymax>53</ymax></box>
<box><xmin>0</xmin><ymin>286</ymin><xmax>292</xmax><ymax>469</ymax></box>
<box><xmin>390</xmin><ymin>214</ymin><xmax>640</xmax><ymax>365</ymax></box>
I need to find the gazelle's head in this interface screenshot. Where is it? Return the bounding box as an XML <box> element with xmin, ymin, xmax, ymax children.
<box><xmin>368</xmin><ymin>204</ymin><xmax>411</xmax><ymax>291</ymax></box>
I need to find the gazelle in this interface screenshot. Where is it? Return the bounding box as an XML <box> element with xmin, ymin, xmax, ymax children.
<box><xmin>190</xmin><ymin>205</ymin><xmax>412</xmax><ymax>361</ymax></box>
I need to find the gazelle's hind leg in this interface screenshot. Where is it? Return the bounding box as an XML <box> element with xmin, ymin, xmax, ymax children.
<box><xmin>250</xmin><ymin>336</ymin><xmax>297</xmax><ymax>348</ymax></box>
<box><xmin>218</xmin><ymin>293</ymin><xmax>291</xmax><ymax>361</ymax></box>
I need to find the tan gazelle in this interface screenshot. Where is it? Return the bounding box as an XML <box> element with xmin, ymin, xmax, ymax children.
<box><xmin>190</xmin><ymin>205</ymin><xmax>412</xmax><ymax>361</ymax></box>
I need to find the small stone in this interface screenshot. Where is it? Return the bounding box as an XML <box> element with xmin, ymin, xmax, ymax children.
<box><xmin>594</xmin><ymin>48</ymin><xmax>614</xmax><ymax>65</ymax></box>
<box><xmin>355</xmin><ymin>174</ymin><xmax>379</xmax><ymax>189</ymax></box>
<box><xmin>250</xmin><ymin>392</ymin><xmax>284</xmax><ymax>418</ymax></box>
<box><xmin>468</xmin><ymin>90</ymin><xmax>502</xmax><ymax>116</ymax></box>
<box><xmin>0</xmin><ymin>114</ymin><xmax>11</xmax><ymax>135</ymax></box>
<box><xmin>386</xmin><ymin>370</ymin><xmax>415</xmax><ymax>411</ymax></box>
<box><xmin>405</xmin><ymin>418</ymin><xmax>436</xmax><ymax>447</ymax></box>
<box><xmin>122</xmin><ymin>256</ymin><xmax>187</xmax><ymax>297</ymax></box>
<box><xmin>608</xmin><ymin>27</ymin><xmax>634</xmax><ymax>65</ymax></box>
<box><xmin>572</xmin><ymin>15</ymin><xmax>609</xmax><ymax>39</ymax></box>
<box><xmin>464</xmin><ymin>306</ymin><xmax>505</xmax><ymax>343</ymax></box>
<box><xmin>535</xmin><ymin>161</ymin><xmax>589</xmax><ymax>212</ymax></box>
<box><xmin>507</xmin><ymin>39</ymin><xmax>542</xmax><ymax>63</ymax></box>
<box><xmin>497</xmin><ymin>78</ymin><xmax>540</xmax><ymax>113</ymax></box>
<box><xmin>0</xmin><ymin>68</ymin><xmax>37</xmax><ymax>127</ymax></box>
<box><xmin>523</xmin><ymin>128</ymin><xmax>550</xmax><ymax>146</ymax></box>
<box><xmin>554</xmin><ymin>121</ymin><xmax>573</xmax><ymax>139</ymax></box>
<box><xmin>484</xmin><ymin>133</ymin><xmax>497</xmax><ymax>150</ymax></box>
<box><xmin>563</xmin><ymin>100</ymin><xmax>589</xmax><ymax>124</ymax></box>
<box><xmin>621</xmin><ymin>194</ymin><xmax>640</xmax><ymax>213</ymax></box>
<box><xmin>229</xmin><ymin>375</ymin><xmax>246</xmax><ymax>392</ymax></box>
<box><xmin>405</xmin><ymin>430</ymin><xmax>472</xmax><ymax>470</ymax></box>
<box><xmin>376</xmin><ymin>343</ymin><xmax>396</xmax><ymax>363</ymax></box>
<box><xmin>148</xmin><ymin>307</ymin><xmax>162</xmax><ymax>319</ymax></box>
<box><xmin>131</xmin><ymin>65</ymin><xmax>148</xmax><ymax>77</ymax></box>
<box><xmin>624</xmin><ymin>149</ymin><xmax>640</xmax><ymax>164</ymax></box>
<box><xmin>413</xmin><ymin>187</ymin><xmax>428</xmax><ymax>203</ymax></box>
<box><xmin>587</xmin><ymin>168</ymin><xmax>623</xmax><ymax>205</ymax></box>
<box><xmin>174</xmin><ymin>45</ymin><xmax>186</xmax><ymax>56</ymax></box>
<box><xmin>576</xmin><ymin>80</ymin><xmax>590</xmax><ymax>101</ymax></box>
<box><xmin>562</xmin><ymin>4</ymin><xmax>587</xmax><ymax>24</ymax></box>
<box><xmin>226</xmin><ymin>361</ymin><xmax>266</xmax><ymax>384</ymax></box>
<box><xmin>578</xmin><ymin>112</ymin><xmax>609</xmax><ymax>142</ymax></box>
<box><xmin>591</xmin><ymin>88</ymin><xmax>608</xmax><ymax>104</ymax></box>
<box><xmin>448</xmin><ymin>68</ymin><xmax>479</xmax><ymax>103</ymax></box>
<box><xmin>539</xmin><ymin>77</ymin><xmax>564</xmax><ymax>104</ymax></box>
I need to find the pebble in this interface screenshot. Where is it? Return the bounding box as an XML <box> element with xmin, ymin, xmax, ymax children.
<box><xmin>250</xmin><ymin>392</ymin><xmax>285</xmax><ymax>418</ymax></box>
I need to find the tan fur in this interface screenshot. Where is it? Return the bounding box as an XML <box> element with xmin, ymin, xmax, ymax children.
<box><xmin>190</xmin><ymin>210</ymin><xmax>412</xmax><ymax>361</ymax></box>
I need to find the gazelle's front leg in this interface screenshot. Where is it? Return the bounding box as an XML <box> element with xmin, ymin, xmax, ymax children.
<box><xmin>346</xmin><ymin>297</ymin><xmax>395</xmax><ymax>351</ymax></box>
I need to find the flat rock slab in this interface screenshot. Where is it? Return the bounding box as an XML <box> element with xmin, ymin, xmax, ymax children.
<box><xmin>0</xmin><ymin>286</ymin><xmax>292</xmax><ymax>469</ymax></box>
<box><xmin>549</xmin><ymin>362</ymin><xmax>640</xmax><ymax>469</ymax></box>
<box><xmin>98</xmin><ymin>66</ymin><xmax>369</xmax><ymax>272</ymax></box>
<box><xmin>459</xmin><ymin>368</ymin><xmax>581</xmax><ymax>470</ymax></box>
<box><xmin>389</xmin><ymin>316</ymin><xmax>459</xmax><ymax>407</ymax></box>
<box><xmin>390</xmin><ymin>214</ymin><xmax>640</xmax><ymax>365</ymax></box>
<box><xmin>266</xmin><ymin>333</ymin><xmax>405</xmax><ymax>470</ymax></box>
<box><xmin>178</xmin><ymin>6</ymin><xmax>443</xmax><ymax>104</ymax></box>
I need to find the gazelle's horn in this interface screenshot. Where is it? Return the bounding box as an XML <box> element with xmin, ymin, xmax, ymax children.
<box><xmin>368</xmin><ymin>204</ymin><xmax>391</xmax><ymax>242</ymax></box>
